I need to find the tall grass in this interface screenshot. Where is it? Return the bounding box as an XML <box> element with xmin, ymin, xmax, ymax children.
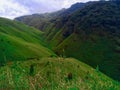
<box><xmin>0</xmin><ymin>58</ymin><xmax>120</xmax><ymax>90</ymax></box>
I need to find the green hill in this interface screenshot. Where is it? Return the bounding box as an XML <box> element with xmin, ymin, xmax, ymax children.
<box><xmin>0</xmin><ymin>57</ymin><xmax>119</xmax><ymax>89</ymax></box>
<box><xmin>0</xmin><ymin>18</ymin><xmax>55</xmax><ymax>66</ymax></box>
<box><xmin>15</xmin><ymin>1</ymin><xmax>120</xmax><ymax>81</ymax></box>
<box><xmin>43</xmin><ymin>1</ymin><xmax>120</xmax><ymax>81</ymax></box>
<box><xmin>0</xmin><ymin>1</ymin><xmax>120</xmax><ymax>89</ymax></box>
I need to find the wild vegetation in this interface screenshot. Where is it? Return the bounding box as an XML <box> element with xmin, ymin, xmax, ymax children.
<box><xmin>0</xmin><ymin>58</ymin><xmax>120</xmax><ymax>89</ymax></box>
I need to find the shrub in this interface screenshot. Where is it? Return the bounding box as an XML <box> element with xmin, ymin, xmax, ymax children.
<box><xmin>29</xmin><ymin>64</ymin><xmax>34</xmax><ymax>76</ymax></box>
<box><xmin>68</xmin><ymin>73</ymin><xmax>73</xmax><ymax>80</ymax></box>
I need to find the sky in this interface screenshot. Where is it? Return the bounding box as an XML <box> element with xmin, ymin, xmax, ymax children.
<box><xmin>0</xmin><ymin>0</ymin><xmax>98</xmax><ymax>19</ymax></box>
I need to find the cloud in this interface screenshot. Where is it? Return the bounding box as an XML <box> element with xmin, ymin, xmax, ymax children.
<box><xmin>0</xmin><ymin>0</ymin><xmax>29</xmax><ymax>19</ymax></box>
<box><xmin>0</xmin><ymin>0</ymin><xmax>98</xmax><ymax>19</ymax></box>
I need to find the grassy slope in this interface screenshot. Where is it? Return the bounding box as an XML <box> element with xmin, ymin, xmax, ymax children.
<box><xmin>53</xmin><ymin>32</ymin><xmax>120</xmax><ymax>80</ymax></box>
<box><xmin>43</xmin><ymin>1</ymin><xmax>120</xmax><ymax>81</ymax></box>
<box><xmin>14</xmin><ymin>1</ymin><xmax>120</xmax><ymax>81</ymax></box>
<box><xmin>54</xmin><ymin>33</ymin><xmax>114</xmax><ymax>66</ymax></box>
<box><xmin>0</xmin><ymin>57</ymin><xmax>119</xmax><ymax>90</ymax></box>
<box><xmin>0</xmin><ymin>18</ymin><xmax>54</xmax><ymax>64</ymax></box>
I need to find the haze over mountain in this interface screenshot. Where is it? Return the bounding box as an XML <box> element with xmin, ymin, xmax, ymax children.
<box><xmin>15</xmin><ymin>2</ymin><xmax>86</xmax><ymax>30</ymax></box>
<box><xmin>0</xmin><ymin>0</ymin><xmax>98</xmax><ymax>19</ymax></box>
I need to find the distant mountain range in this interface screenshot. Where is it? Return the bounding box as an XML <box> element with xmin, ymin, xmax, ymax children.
<box><xmin>15</xmin><ymin>2</ymin><xmax>85</xmax><ymax>30</ymax></box>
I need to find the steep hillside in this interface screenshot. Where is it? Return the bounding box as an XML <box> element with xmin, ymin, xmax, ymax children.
<box><xmin>45</xmin><ymin>1</ymin><xmax>120</xmax><ymax>81</ymax></box>
<box><xmin>37</xmin><ymin>1</ymin><xmax>120</xmax><ymax>81</ymax></box>
<box><xmin>15</xmin><ymin>1</ymin><xmax>120</xmax><ymax>81</ymax></box>
<box><xmin>0</xmin><ymin>57</ymin><xmax>119</xmax><ymax>89</ymax></box>
<box><xmin>0</xmin><ymin>18</ymin><xmax>55</xmax><ymax>66</ymax></box>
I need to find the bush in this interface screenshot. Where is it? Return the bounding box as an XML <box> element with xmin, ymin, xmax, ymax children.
<box><xmin>29</xmin><ymin>64</ymin><xmax>34</xmax><ymax>76</ymax></box>
<box><xmin>68</xmin><ymin>73</ymin><xmax>73</xmax><ymax>80</ymax></box>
